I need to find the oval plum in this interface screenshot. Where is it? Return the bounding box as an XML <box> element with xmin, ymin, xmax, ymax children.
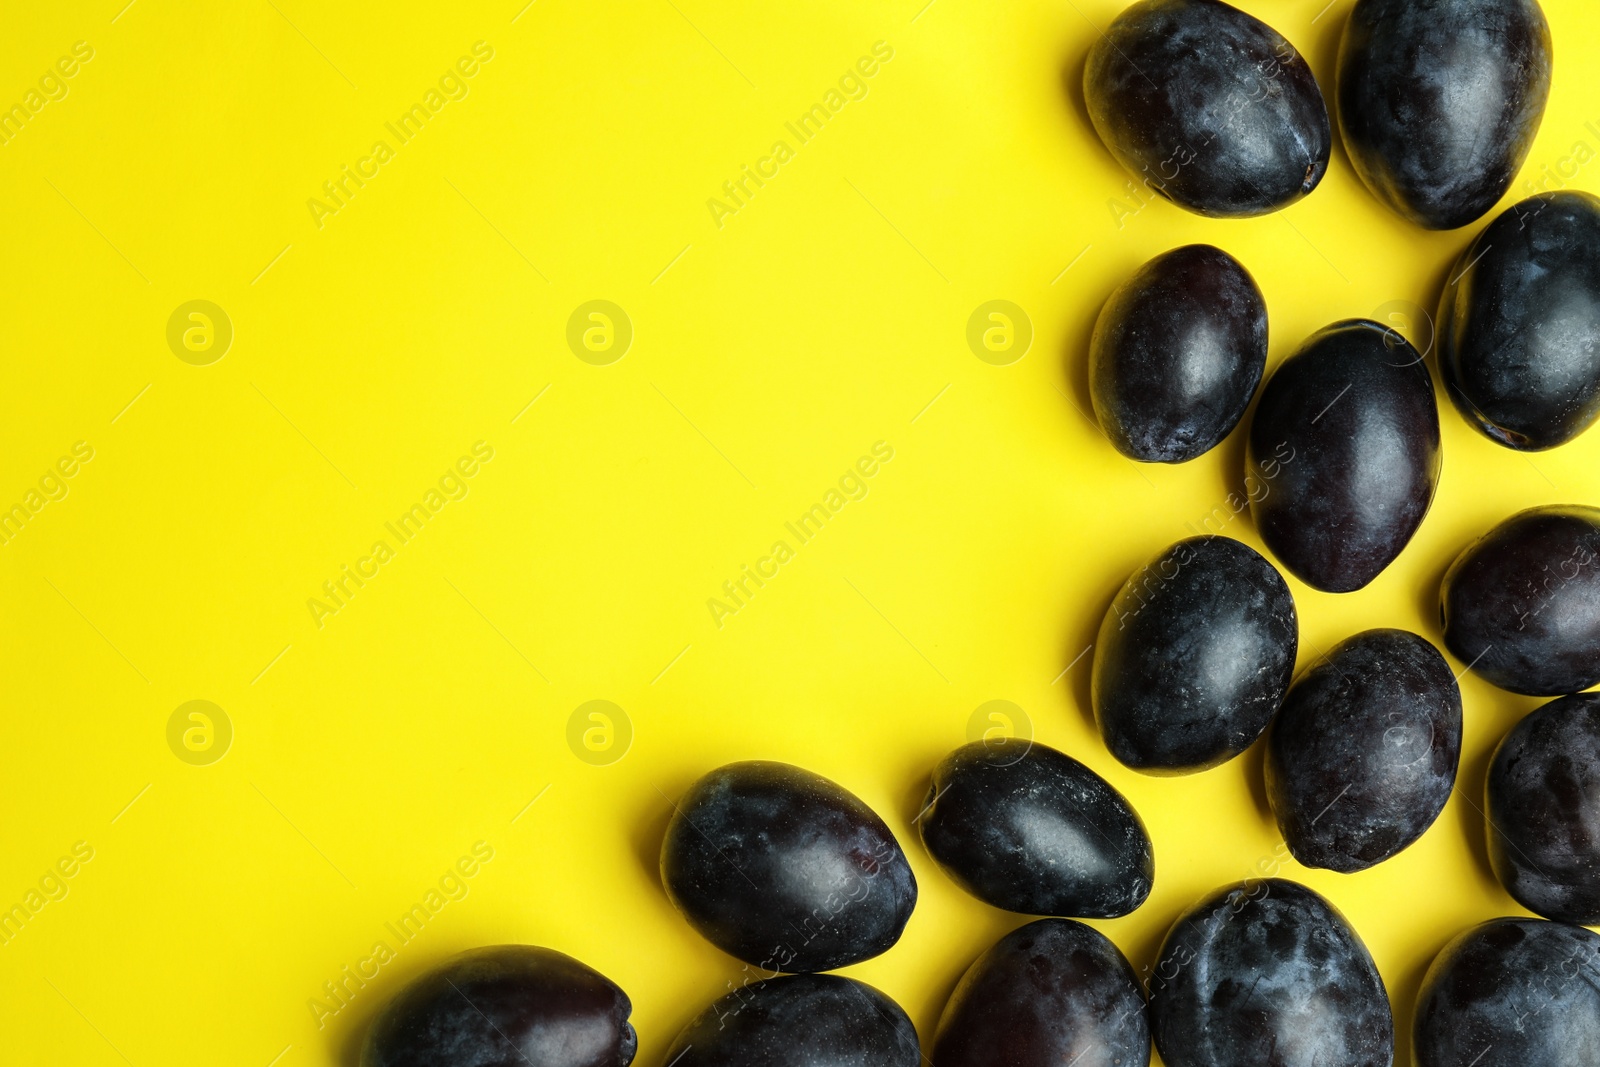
<box><xmin>361</xmin><ymin>945</ymin><xmax>636</xmax><ymax>1067</ymax></box>
<box><xmin>1415</xmin><ymin>919</ymin><xmax>1600</xmax><ymax>1067</ymax></box>
<box><xmin>917</xmin><ymin>739</ymin><xmax>1154</xmax><ymax>917</ymax></box>
<box><xmin>1265</xmin><ymin>629</ymin><xmax>1462</xmax><ymax>872</ymax></box>
<box><xmin>1089</xmin><ymin>244</ymin><xmax>1268</xmax><ymax>462</ymax></box>
<box><xmin>1337</xmin><ymin>0</ymin><xmax>1552</xmax><ymax>230</ymax></box>
<box><xmin>1092</xmin><ymin>535</ymin><xmax>1297</xmax><ymax>774</ymax></box>
<box><xmin>1084</xmin><ymin>0</ymin><xmax>1330</xmax><ymax>218</ymax></box>
<box><xmin>660</xmin><ymin>761</ymin><xmax>916</xmax><ymax>972</ymax></box>
<box><xmin>663</xmin><ymin>974</ymin><xmax>919</xmax><ymax>1067</ymax></box>
<box><xmin>1437</xmin><ymin>190</ymin><xmax>1600</xmax><ymax>449</ymax></box>
<box><xmin>1149</xmin><ymin>879</ymin><xmax>1394</xmax><ymax>1067</ymax></box>
<box><xmin>932</xmin><ymin>919</ymin><xmax>1149</xmax><ymax>1067</ymax></box>
<box><xmin>1486</xmin><ymin>693</ymin><xmax>1600</xmax><ymax>923</ymax></box>
<box><xmin>1440</xmin><ymin>504</ymin><xmax>1600</xmax><ymax>695</ymax></box>
<box><xmin>1247</xmin><ymin>319</ymin><xmax>1441</xmax><ymax>592</ymax></box>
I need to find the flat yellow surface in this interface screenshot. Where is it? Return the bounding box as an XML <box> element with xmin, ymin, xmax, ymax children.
<box><xmin>1</xmin><ymin>1</ymin><xmax>1596</xmax><ymax>1064</ymax></box>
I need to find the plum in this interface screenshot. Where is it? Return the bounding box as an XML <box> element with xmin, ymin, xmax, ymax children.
<box><xmin>1089</xmin><ymin>245</ymin><xmax>1268</xmax><ymax>462</ymax></box>
<box><xmin>1248</xmin><ymin>319</ymin><xmax>1441</xmax><ymax>592</ymax></box>
<box><xmin>1440</xmin><ymin>504</ymin><xmax>1600</xmax><ymax>695</ymax></box>
<box><xmin>1414</xmin><ymin>918</ymin><xmax>1600</xmax><ymax>1067</ymax></box>
<box><xmin>663</xmin><ymin>973</ymin><xmax>919</xmax><ymax>1067</ymax></box>
<box><xmin>1149</xmin><ymin>880</ymin><xmax>1393</xmax><ymax>1067</ymax></box>
<box><xmin>1265</xmin><ymin>629</ymin><xmax>1461</xmax><ymax>872</ymax></box>
<box><xmin>1337</xmin><ymin>0</ymin><xmax>1552</xmax><ymax>230</ymax></box>
<box><xmin>932</xmin><ymin>919</ymin><xmax>1149</xmax><ymax>1067</ymax></box>
<box><xmin>361</xmin><ymin>945</ymin><xmax>635</xmax><ymax>1067</ymax></box>
<box><xmin>1083</xmin><ymin>0</ymin><xmax>1329</xmax><ymax>218</ymax></box>
<box><xmin>1437</xmin><ymin>191</ymin><xmax>1600</xmax><ymax>449</ymax></box>
<box><xmin>660</xmin><ymin>761</ymin><xmax>916</xmax><ymax>972</ymax></box>
<box><xmin>917</xmin><ymin>739</ymin><xmax>1153</xmax><ymax>917</ymax></box>
<box><xmin>1093</xmin><ymin>535</ymin><xmax>1297</xmax><ymax>774</ymax></box>
<box><xmin>1486</xmin><ymin>693</ymin><xmax>1600</xmax><ymax>923</ymax></box>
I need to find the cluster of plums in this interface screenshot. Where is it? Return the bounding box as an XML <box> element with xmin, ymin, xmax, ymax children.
<box><xmin>358</xmin><ymin>1</ymin><xmax>1600</xmax><ymax>1065</ymax></box>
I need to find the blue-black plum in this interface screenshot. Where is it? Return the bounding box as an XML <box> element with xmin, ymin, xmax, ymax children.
<box><xmin>917</xmin><ymin>739</ymin><xmax>1153</xmax><ymax>917</ymax></box>
<box><xmin>1149</xmin><ymin>879</ymin><xmax>1393</xmax><ymax>1067</ymax></box>
<box><xmin>933</xmin><ymin>919</ymin><xmax>1149</xmax><ymax>1067</ymax></box>
<box><xmin>361</xmin><ymin>945</ymin><xmax>635</xmax><ymax>1067</ymax></box>
<box><xmin>1266</xmin><ymin>629</ymin><xmax>1461</xmax><ymax>872</ymax></box>
<box><xmin>1486</xmin><ymin>693</ymin><xmax>1600</xmax><ymax>924</ymax></box>
<box><xmin>1440</xmin><ymin>505</ymin><xmax>1600</xmax><ymax>695</ymax></box>
<box><xmin>1248</xmin><ymin>319</ymin><xmax>1441</xmax><ymax>592</ymax></box>
<box><xmin>1337</xmin><ymin>0</ymin><xmax>1552</xmax><ymax>230</ymax></box>
<box><xmin>1437</xmin><ymin>191</ymin><xmax>1600</xmax><ymax>449</ymax></box>
<box><xmin>1415</xmin><ymin>918</ymin><xmax>1600</xmax><ymax>1067</ymax></box>
<box><xmin>1093</xmin><ymin>535</ymin><xmax>1297</xmax><ymax>774</ymax></box>
<box><xmin>1084</xmin><ymin>0</ymin><xmax>1330</xmax><ymax>218</ymax></box>
<box><xmin>1089</xmin><ymin>245</ymin><xmax>1267</xmax><ymax>462</ymax></box>
<box><xmin>663</xmin><ymin>974</ymin><xmax>919</xmax><ymax>1067</ymax></box>
<box><xmin>660</xmin><ymin>761</ymin><xmax>916</xmax><ymax>972</ymax></box>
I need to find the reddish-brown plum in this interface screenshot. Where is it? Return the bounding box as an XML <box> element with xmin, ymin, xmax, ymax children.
<box><xmin>1265</xmin><ymin>629</ymin><xmax>1461</xmax><ymax>872</ymax></box>
<box><xmin>1084</xmin><ymin>0</ymin><xmax>1330</xmax><ymax>217</ymax></box>
<box><xmin>1486</xmin><ymin>693</ymin><xmax>1600</xmax><ymax>923</ymax></box>
<box><xmin>660</xmin><ymin>761</ymin><xmax>916</xmax><ymax>972</ymax></box>
<box><xmin>1090</xmin><ymin>245</ymin><xmax>1268</xmax><ymax>463</ymax></box>
<box><xmin>1440</xmin><ymin>505</ymin><xmax>1600</xmax><ymax>695</ymax></box>
<box><xmin>361</xmin><ymin>945</ymin><xmax>635</xmax><ymax>1067</ymax></box>
<box><xmin>664</xmin><ymin>974</ymin><xmax>919</xmax><ymax>1067</ymax></box>
<box><xmin>933</xmin><ymin>919</ymin><xmax>1149</xmax><ymax>1067</ymax></box>
<box><xmin>1247</xmin><ymin>320</ymin><xmax>1440</xmax><ymax>592</ymax></box>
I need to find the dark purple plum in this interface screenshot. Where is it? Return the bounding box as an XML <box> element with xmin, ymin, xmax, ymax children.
<box><xmin>932</xmin><ymin>919</ymin><xmax>1149</xmax><ymax>1067</ymax></box>
<box><xmin>663</xmin><ymin>974</ymin><xmax>919</xmax><ymax>1067</ymax></box>
<box><xmin>1414</xmin><ymin>919</ymin><xmax>1600</xmax><ymax>1067</ymax></box>
<box><xmin>1084</xmin><ymin>0</ymin><xmax>1330</xmax><ymax>218</ymax></box>
<box><xmin>1440</xmin><ymin>505</ymin><xmax>1600</xmax><ymax>695</ymax></box>
<box><xmin>1337</xmin><ymin>0</ymin><xmax>1552</xmax><ymax>230</ymax></box>
<box><xmin>1486</xmin><ymin>694</ymin><xmax>1600</xmax><ymax>923</ymax></box>
<box><xmin>1265</xmin><ymin>629</ymin><xmax>1462</xmax><ymax>873</ymax></box>
<box><xmin>660</xmin><ymin>761</ymin><xmax>916</xmax><ymax>973</ymax></box>
<box><xmin>1437</xmin><ymin>191</ymin><xmax>1600</xmax><ymax>449</ymax></box>
<box><xmin>917</xmin><ymin>739</ymin><xmax>1153</xmax><ymax>917</ymax></box>
<box><xmin>1149</xmin><ymin>880</ymin><xmax>1393</xmax><ymax>1067</ymax></box>
<box><xmin>1247</xmin><ymin>319</ymin><xmax>1441</xmax><ymax>592</ymax></box>
<box><xmin>361</xmin><ymin>945</ymin><xmax>635</xmax><ymax>1067</ymax></box>
<box><xmin>1093</xmin><ymin>535</ymin><xmax>1297</xmax><ymax>775</ymax></box>
<box><xmin>1089</xmin><ymin>245</ymin><xmax>1268</xmax><ymax>462</ymax></box>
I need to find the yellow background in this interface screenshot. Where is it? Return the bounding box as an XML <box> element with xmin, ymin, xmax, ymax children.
<box><xmin>1</xmin><ymin>1</ymin><xmax>1596</xmax><ymax>1064</ymax></box>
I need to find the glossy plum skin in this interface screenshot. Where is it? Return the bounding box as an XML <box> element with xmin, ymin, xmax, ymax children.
<box><xmin>918</xmin><ymin>739</ymin><xmax>1154</xmax><ymax>917</ymax></box>
<box><xmin>933</xmin><ymin>919</ymin><xmax>1149</xmax><ymax>1067</ymax></box>
<box><xmin>660</xmin><ymin>761</ymin><xmax>916</xmax><ymax>973</ymax></box>
<box><xmin>663</xmin><ymin>974</ymin><xmax>919</xmax><ymax>1067</ymax></box>
<box><xmin>1149</xmin><ymin>880</ymin><xmax>1394</xmax><ymax>1067</ymax></box>
<box><xmin>1486</xmin><ymin>694</ymin><xmax>1600</xmax><ymax>923</ymax></box>
<box><xmin>361</xmin><ymin>945</ymin><xmax>636</xmax><ymax>1067</ymax></box>
<box><xmin>1338</xmin><ymin>0</ymin><xmax>1552</xmax><ymax>230</ymax></box>
<box><xmin>1265</xmin><ymin>629</ymin><xmax>1462</xmax><ymax>873</ymax></box>
<box><xmin>1248</xmin><ymin>319</ymin><xmax>1441</xmax><ymax>593</ymax></box>
<box><xmin>1437</xmin><ymin>191</ymin><xmax>1600</xmax><ymax>449</ymax></box>
<box><xmin>1440</xmin><ymin>505</ymin><xmax>1600</xmax><ymax>695</ymax></box>
<box><xmin>1414</xmin><ymin>919</ymin><xmax>1600</xmax><ymax>1067</ymax></box>
<box><xmin>1093</xmin><ymin>536</ymin><xmax>1297</xmax><ymax>774</ymax></box>
<box><xmin>1084</xmin><ymin>0</ymin><xmax>1330</xmax><ymax>218</ymax></box>
<box><xmin>1090</xmin><ymin>245</ymin><xmax>1268</xmax><ymax>462</ymax></box>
